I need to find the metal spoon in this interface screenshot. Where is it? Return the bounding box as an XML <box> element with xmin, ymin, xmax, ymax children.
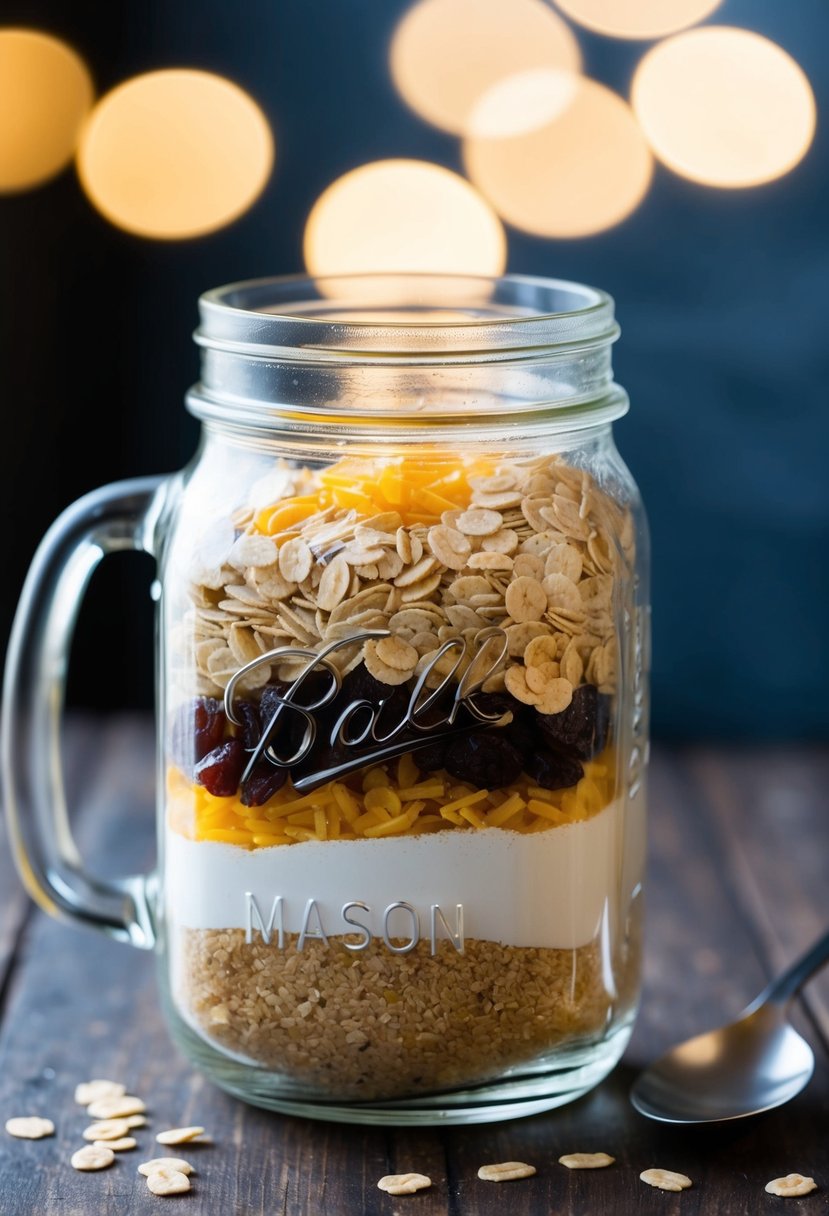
<box><xmin>630</xmin><ymin>929</ymin><xmax>829</xmax><ymax>1124</ymax></box>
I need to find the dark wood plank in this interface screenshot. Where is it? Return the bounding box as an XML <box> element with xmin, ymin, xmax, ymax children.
<box><xmin>686</xmin><ymin>747</ymin><xmax>829</xmax><ymax>1044</ymax></box>
<box><xmin>0</xmin><ymin>726</ymin><xmax>827</xmax><ymax>1214</ymax></box>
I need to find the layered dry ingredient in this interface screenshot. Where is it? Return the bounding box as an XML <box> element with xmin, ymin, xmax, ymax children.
<box><xmin>180</xmin><ymin>934</ymin><xmax>615</xmax><ymax>1100</ymax></box>
<box><xmin>166</xmin><ymin>452</ymin><xmax>637</xmax><ymax>1098</ymax></box>
<box><xmin>169</xmin><ymin>453</ymin><xmax>628</xmax><ymax>842</ymax></box>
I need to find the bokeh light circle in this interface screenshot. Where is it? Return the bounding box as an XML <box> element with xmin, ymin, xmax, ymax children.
<box><xmin>0</xmin><ymin>29</ymin><xmax>94</xmax><ymax>192</ymax></box>
<box><xmin>304</xmin><ymin>160</ymin><xmax>507</xmax><ymax>277</ymax></box>
<box><xmin>77</xmin><ymin>69</ymin><xmax>273</xmax><ymax>239</ymax></box>
<box><xmin>464</xmin><ymin>75</ymin><xmax>652</xmax><ymax>238</ymax></box>
<box><xmin>390</xmin><ymin>0</ymin><xmax>581</xmax><ymax>136</ymax></box>
<box><xmin>632</xmin><ymin>28</ymin><xmax>816</xmax><ymax>188</ymax></box>
<box><xmin>468</xmin><ymin>68</ymin><xmax>581</xmax><ymax>140</ymax></box>
<box><xmin>554</xmin><ymin>0</ymin><xmax>721</xmax><ymax>39</ymax></box>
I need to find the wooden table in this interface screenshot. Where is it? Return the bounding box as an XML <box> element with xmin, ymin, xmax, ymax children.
<box><xmin>0</xmin><ymin>718</ymin><xmax>827</xmax><ymax>1214</ymax></box>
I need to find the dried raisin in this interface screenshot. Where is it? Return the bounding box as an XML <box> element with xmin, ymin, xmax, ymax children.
<box><xmin>171</xmin><ymin>697</ymin><xmax>226</xmax><ymax>772</ymax></box>
<box><xmin>340</xmin><ymin>665</ymin><xmax>390</xmax><ymax>704</ymax></box>
<box><xmin>443</xmin><ymin>732</ymin><xmax>524</xmax><ymax>788</ymax></box>
<box><xmin>537</xmin><ymin>684</ymin><xmax>610</xmax><ymax>760</ymax></box>
<box><xmin>240</xmin><ymin>762</ymin><xmax>287</xmax><ymax>806</ymax></box>
<box><xmin>195</xmin><ymin>739</ymin><xmax>245</xmax><ymax>797</ymax></box>
<box><xmin>258</xmin><ymin>682</ymin><xmax>308</xmax><ymax>757</ymax></box>
<box><xmin>524</xmin><ymin>748</ymin><xmax>583</xmax><ymax>790</ymax></box>
<box><xmin>373</xmin><ymin>686</ymin><xmax>411</xmax><ymax>736</ymax></box>
<box><xmin>234</xmin><ymin>700</ymin><xmax>260</xmax><ymax>750</ymax></box>
<box><xmin>504</xmin><ymin>707</ymin><xmax>541</xmax><ymax>760</ymax></box>
<box><xmin>411</xmin><ymin>741</ymin><xmax>447</xmax><ymax>773</ymax></box>
<box><xmin>258</xmin><ymin>682</ymin><xmax>290</xmax><ymax>726</ymax></box>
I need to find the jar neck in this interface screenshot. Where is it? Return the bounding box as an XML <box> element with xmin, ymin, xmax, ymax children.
<box><xmin>186</xmin><ymin>273</ymin><xmax>629</xmax><ymax>445</ymax></box>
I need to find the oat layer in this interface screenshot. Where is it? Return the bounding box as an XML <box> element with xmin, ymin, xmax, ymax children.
<box><xmin>178</xmin><ymin>931</ymin><xmax>638</xmax><ymax>1101</ymax></box>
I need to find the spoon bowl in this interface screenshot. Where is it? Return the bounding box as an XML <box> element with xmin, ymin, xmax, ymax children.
<box><xmin>631</xmin><ymin>928</ymin><xmax>829</xmax><ymax>1124</ymax></box>
<box><xmin>630</xmin><ymin>1004</ymin><xmax>814</xmax><ymax>1124</ymax></box>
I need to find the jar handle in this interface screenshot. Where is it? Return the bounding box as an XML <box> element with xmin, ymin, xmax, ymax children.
<box><xmin>2</xmin><ymin>476</ymin><xmax>171</xmax><ymax>949</ymax></box>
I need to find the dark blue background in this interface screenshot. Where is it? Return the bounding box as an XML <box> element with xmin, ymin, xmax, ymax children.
<box><xmin>1</xmin><ymin>0</ymin><xmax>827</xmax><ymax>739</ymax></box>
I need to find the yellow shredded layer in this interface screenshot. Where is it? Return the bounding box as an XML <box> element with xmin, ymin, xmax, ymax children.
<box><xmin>253</xmin><ymin>455</ymin><xmax>495</xmax><ymax>534</ymax></box>
<box><xmin>166</xmin><ymin>748</ymin><xmax>616</xmax><ymax>849</ymax></box>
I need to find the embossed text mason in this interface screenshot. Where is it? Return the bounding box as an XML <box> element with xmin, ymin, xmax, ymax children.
<box><xmin>4</xmin><ymin>273</ymin><xmax>650</xmax><ymax>1124</ymax></box>
<box><xmin>244</xmin><ymin>894</ymin><xmax>465</xmax><ymax>955</ymax></box>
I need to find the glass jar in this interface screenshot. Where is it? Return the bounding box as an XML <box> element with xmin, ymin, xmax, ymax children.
<box><xmin>3</xmin><ymin>273</ymin><xmax>649</xmax><ymax>1125</ymax></box>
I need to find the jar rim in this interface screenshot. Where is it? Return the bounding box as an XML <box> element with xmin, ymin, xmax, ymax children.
<box><xmin>196</xmin><ymin>272</ymin><xmax>618</xmax><ymax>358</ymax></box>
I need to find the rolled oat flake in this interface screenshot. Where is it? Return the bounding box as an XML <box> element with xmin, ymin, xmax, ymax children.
<box><xmin>71</xmin><ymin>1144</ymin><xmax>115</xmax><ymax>1171</ymax></box>
<box><xmin>478</xmin><ymin>1161</ymin><xmax>537</xmax><ymax>1182</ymax></box>
<box><xmin>74</xmin><ymin>1079</ymin><xmax>126</xmax><ymax>1107</ymax></box>
<box><xmin>138</xmin><ymin>1157</ymin><xmax>196</xmax><ymax>1177</ymax></box>
<box><xmin>156</xmin><ymin>1125</ymin><xmax>206</xmax><ymax>1145</ymax></box>
<box><xmin>146</xmin><ymin>1166</ymin><xmax>192</xmax><ymax>1196</ymax></box>
<box><xmin>765</xmin><ymin>1174</ymin><xmax>817</xmax><ymax>1197</ymax></box>
<box><xmin>5</xmin><ymin>1116</ymin><xmax>54</xmax><ymax>1140</ymax></box>
<box><xmin>559</xmin><ymin>1152</ymin><xmax>615</xmax><ymax>1169</ymax></box>
<box><xmin>86</xmin><ymin>1095</ymin><xmax>146</xmax><ymax>1120</ymax></box>
<box><xmin>377</xmin><ymin>1172</ymin><xmax>432</xmax><ymax>1195</ymax></box>
<box><xmin>640</xmin><ymin>1168</ymin><xmax>692</xmax><ymax>1192</ymax></box>
<box><xmin>94</xmin><ymin>1136</ymin><xmax>137</xmax><ymax>1152</ymax></box>
<box><xmin>82</xmin><ymin>1117</ymin><xmax>131</xmax><ymax>1141</ymax></box>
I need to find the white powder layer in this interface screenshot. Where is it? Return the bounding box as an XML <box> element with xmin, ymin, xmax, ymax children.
<box><xmin>165</xmin><ymin>794</ymin><xmax>638</xmax><ymax>950</ymax></box>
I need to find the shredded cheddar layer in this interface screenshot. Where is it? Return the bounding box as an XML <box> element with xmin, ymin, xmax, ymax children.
<box><xmin>167</xmin><ymin>748</ymin><xmax>616</xmax><ymax>850</ymax></box>
<box><xmin>254</xmin><ymin>455</ymin><xmax>496</xmax><ymax>534</ymax></box>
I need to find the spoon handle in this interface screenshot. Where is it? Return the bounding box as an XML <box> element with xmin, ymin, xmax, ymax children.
<box><xmin>754</xmin><ymin>928</ymin><xmax>829</xmax><ymax>1008</ymax></box>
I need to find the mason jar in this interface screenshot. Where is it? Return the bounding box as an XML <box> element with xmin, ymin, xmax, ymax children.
<box><xmin>3</xmin><ymin>273</ymin><xmax>649</xmax><ymax>1125</ymax></box>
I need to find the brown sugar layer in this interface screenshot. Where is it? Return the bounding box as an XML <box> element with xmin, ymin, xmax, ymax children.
<box><xmin>177</xmin><ymin>931</ymin><xmax>636</xmax><ymax>1101</ymax></box>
